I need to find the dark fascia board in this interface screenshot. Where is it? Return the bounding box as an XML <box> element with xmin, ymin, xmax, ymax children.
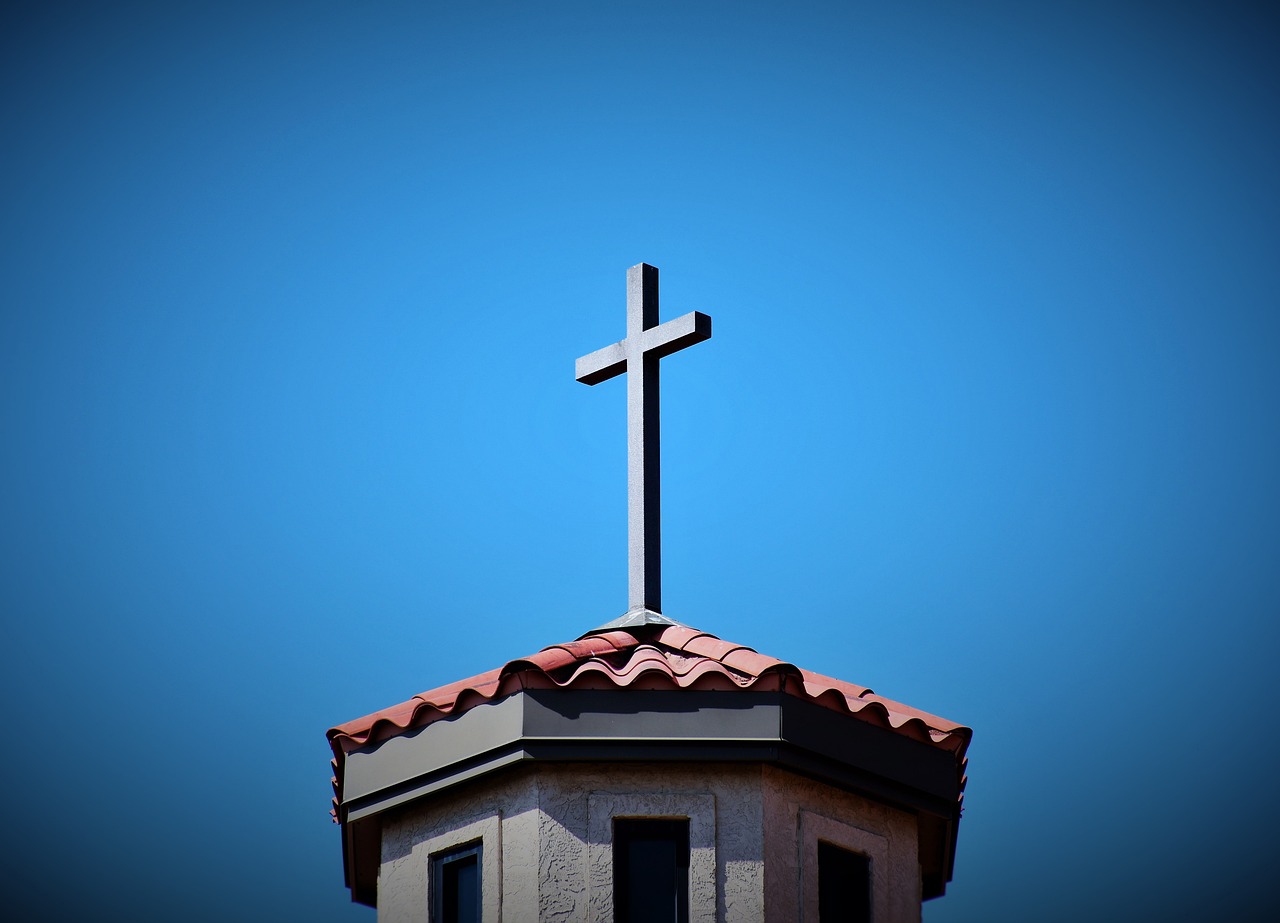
<box><xmin>339</xmin><ymin>688</ymin><xmax>962</xmax><ymax>905</ymax></box>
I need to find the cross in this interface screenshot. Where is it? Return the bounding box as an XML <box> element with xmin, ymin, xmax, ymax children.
<box><xmin>576</xmin><ymin>263</ymin><xmax>711</xmax><ymax>627</ymax></box>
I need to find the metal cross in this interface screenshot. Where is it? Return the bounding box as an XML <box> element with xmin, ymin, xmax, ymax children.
<box><xmin>576</xmin><ymin>263</ymin><xmax>711</xmax><ymax>627</ymax></box>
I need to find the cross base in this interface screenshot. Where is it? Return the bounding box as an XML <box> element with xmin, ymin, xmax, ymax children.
<box><xmin>584</xmin><ymin>607</ymin><xmax>688</xmax><ymax>635</ymax></box>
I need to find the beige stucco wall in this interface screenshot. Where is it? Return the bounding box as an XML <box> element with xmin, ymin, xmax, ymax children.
<box><xmin>379</xmin><ymin>768</ymin><xmax>539</xmax><ymax>923</ymax></box>
<box><xmin>761</xmin><ymin>764</ymin><xmax>921</xmax><ymax>923</ymax></box>
<box><xmin>378</xmin><ymin>762</ymin><xmax>920</xmax><ymax>923</ymax></box>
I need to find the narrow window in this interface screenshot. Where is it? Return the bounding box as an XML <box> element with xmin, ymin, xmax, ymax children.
<box><xmin>431</xmin><ymin>842</ymin><xmax>481</xmax><ymax>923</ymax></box>
<box><xmin>818</xmin><ymin>841</ymin><xmax>871</xmax><ymax>923</ymax></box>
<box><xmin>613</xmin><ymin>818</ymin><xmax>690</xmax><ymax>923</ymax></box>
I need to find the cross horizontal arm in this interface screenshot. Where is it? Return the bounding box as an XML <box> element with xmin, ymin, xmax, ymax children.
<box><xmin>641</xmin><ymin>311</ymin><xmax>712</xmax><ymax>359</ymax></box>
<box><xmin>575</xmin><ymin>342</ymin><xmax>626</xmax><ymax>386</ymax></box>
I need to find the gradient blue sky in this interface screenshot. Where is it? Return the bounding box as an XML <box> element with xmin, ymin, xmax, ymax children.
<box><xmin>3</xmin><ymin>2</ymin><xmax>1278</xmax><ymax>921</ymax></box>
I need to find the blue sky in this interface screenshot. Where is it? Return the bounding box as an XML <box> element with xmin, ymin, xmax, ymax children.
<box><xmin>2</xmin><ymin>2</ymin><xmax>1277</xmax><ymax>921</ymax></box>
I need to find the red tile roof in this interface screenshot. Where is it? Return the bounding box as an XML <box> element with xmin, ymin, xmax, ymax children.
<box><xmin>327</xmin><ymin>624</ymin><xmax>971</xmax><ymax>819</ymax></box>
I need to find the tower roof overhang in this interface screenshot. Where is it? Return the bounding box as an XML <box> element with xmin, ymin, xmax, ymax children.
<box><xmin>326</xmin><ymin>624</ymin><xmax>971</xmax><ymax>907</ymax></box>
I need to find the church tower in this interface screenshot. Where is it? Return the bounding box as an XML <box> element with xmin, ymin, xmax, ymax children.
<box><xmin>327</xmin><ymin>265</ymin><xmax>971</xmax><ymax>922</ymax></box>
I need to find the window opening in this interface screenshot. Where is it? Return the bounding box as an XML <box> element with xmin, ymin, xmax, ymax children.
<box><xmin>431</xmin><ymin>841</ymin><xmax>481</xmax><ymax>923</ymax></box>
<box><xmin>613</xmin><ymin>818</ymin><xmax>690</xmax><ymax>923</ymax></box>
<box><xmin>818</xmin><ymin>841</ymin><xmax>871</xmax><ymax>923</ymax></box>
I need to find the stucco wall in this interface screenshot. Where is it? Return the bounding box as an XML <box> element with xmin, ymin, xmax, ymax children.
<box><xmin>540</xmin><ymin>764</ymin><xmax>757</xmax><ymax>922</ymax></box>
<box><xmin>378</xmin><ymin>761</ymin><xmax>919</xmax><ymax>923</ymax></box>
<box><xmin>379</xmin><ymin>768</ymin><xmax>540</xmax><ymax>923</ymax></box>
<box><xmin>762</xmin><ymin>764</ymin><xmax>921</xmax><ymax>923</ymax></box>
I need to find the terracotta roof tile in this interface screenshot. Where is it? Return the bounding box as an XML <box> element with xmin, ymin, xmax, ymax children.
<box><xmin>720</xmin><ymin>646</ymin><xmax>793</xmax><ymax>677</ymax></box>
<box><xmin>800</xmin><ymin>671</ymin><xmax>872</xmax><ymax>700</ymax></box>
<box><xmin>327</xmin><ymin>624</ymin><xmax>971</xmax><ymax>819</ymax></box>
<box><xmin>652</xmin><ymin>624</ymin><xmax>714</xmax><ymax>650</ymax></box>
<box><xmin>328</xmin><ymin>626</ymin><xmax>970</xmax><ymax>752</ymax></box>
<box><xmin>677</xmin><ymin>632</ymin><xmax>751</xmax><ymax>662</ymax></box>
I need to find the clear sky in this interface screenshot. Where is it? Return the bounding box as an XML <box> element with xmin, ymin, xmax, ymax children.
<box><xmin>2</xmin><ymin>2</ymin><xmax>1277</xmax><ymax>921</ymax></box>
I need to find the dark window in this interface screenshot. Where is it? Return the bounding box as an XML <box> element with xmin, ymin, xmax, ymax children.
<box><xmin>818</xmin><ymin>841</ymin><xmax>871</xmax><ymax>923</ymax></box>
<box><xmin>431</xmin><ymin>842</ymin><xmax>481</xmax><ymax>923</ymax></box>
<box><xmin>613</xmin><ymin>818</ymin><xmax>690</xmax><ymax>923</ymax></box>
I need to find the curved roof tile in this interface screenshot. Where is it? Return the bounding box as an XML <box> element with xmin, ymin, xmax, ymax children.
<box><xmin>328</xmin><ymin>624</ymin><xmax>971</xmax><ymax>758</ymax></box>
<box><xmin>326</xmin><ymin>623</ymin><xmax>972</xmax><ymax>822</ymax></box>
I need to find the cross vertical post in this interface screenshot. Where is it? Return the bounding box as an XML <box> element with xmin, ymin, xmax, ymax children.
<box><xmin>576</xmin><ymin>263</ymin><xmax>712</xmax><ymax>625</ymax></box>
<box><xmin>627</xmin><ymin>264</ymin><xmax>662</xmax><ymax>615</ymax></box>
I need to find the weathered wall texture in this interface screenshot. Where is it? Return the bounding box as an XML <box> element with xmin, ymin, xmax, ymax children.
<box><xmin>379</xmin><ymin>768</ymin><xmax>540</xmax><ymax>923</ymax></box>
<box><xmin>378</xmin><ymin>761</ymin><xmax>918</xmax><ymax>923</ymax></box>
<box><xmin>761</xmin><ymin>764</ymin><xmax>921</xmax><ymax>923</ymax></box>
